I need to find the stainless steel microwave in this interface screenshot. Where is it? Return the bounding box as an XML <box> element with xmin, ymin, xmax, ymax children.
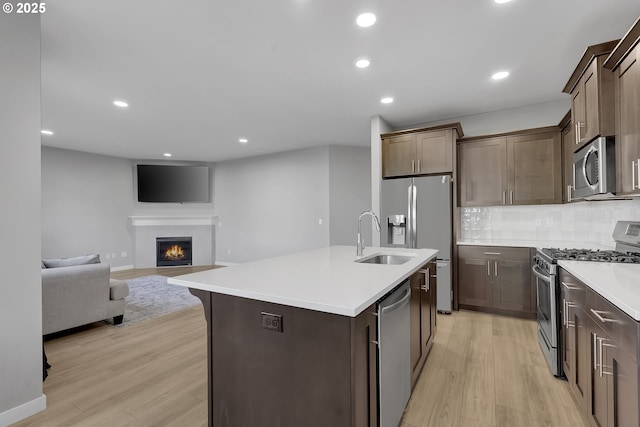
<box><xmin>573</xmin><ymin>136</ymin><xmax>616</xmax><ymax>199</ymax></box>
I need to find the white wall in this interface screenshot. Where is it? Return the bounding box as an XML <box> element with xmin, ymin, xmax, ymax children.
<box><xmin>329</xmin><ymin>146</ymin><xmax>372</xmax><ymax>246</ymax></box>
<box><xmin>400</xmin><ymin>100</ymin><xmax>570</xmax><ymax>138</ymax></box>
<box><xmin>214</xmin><ymin>146</ymin><xmax>331</xmax><ymax>263</ymax></box>
<box><xmin>41</xmin><ymin>147</ymin><xmax>136</xmax><ymax>268</ymax></box>
<box><xmin>370</xmin><ymin>115</ymin><xmax>393</xmax><ymax>246</ymax></box>
<box><xmin>0</xmin><ymin>12</ymin><xmax>46</xmax><ymax>425</ymax></box>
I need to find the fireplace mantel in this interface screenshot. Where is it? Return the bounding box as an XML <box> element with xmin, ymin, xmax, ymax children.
<box><xmin>129</xmin><ymin>215</ymin><xmax>216</xmax><ymax>268</ymax></box>
<box><xmin>129</xmin><ymin>215</ymin><xmax>217</xmax><ymax>227</ymax></box>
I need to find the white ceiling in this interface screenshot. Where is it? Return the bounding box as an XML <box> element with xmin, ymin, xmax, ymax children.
<box><xmin>40</xmin><ymin>0</ymin><xmax>640</xmax><ymax>162</ymax></box>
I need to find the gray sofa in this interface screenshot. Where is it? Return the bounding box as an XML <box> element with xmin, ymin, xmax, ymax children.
<box><xmin>41</xmin><ymin>254</ymin><xmax>129</xmax><ymax>335</ymax></box>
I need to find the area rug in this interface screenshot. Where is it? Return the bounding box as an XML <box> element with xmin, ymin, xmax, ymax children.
<box><xmin>113</xmin><ymin>275</ymin><xmax>201</xmax><ymax>327</ymax></box>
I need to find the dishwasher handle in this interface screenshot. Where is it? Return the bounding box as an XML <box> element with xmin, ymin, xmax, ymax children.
<box><xmin>380</xmin><ymin>286</ymin><xmax>411</xmax><ymax>315</ymax></box>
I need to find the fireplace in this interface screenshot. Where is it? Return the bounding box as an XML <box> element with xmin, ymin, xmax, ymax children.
<box><xmin>156</xmin><ymin>237</ymin><xmax>192</xmax><ymax>267</ymax></box>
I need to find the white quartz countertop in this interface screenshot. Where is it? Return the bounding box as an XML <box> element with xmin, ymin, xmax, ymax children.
<box><xmin>168</xmin><ymin>246</ymin><xmax>439</xmax><ymax>317</ymax></box>
<box><xmin>558</xmin><ymin>261</ymin><xmax>640</xmax><ymax>321</ymax></box>
<box><xmin>457</xmin><ymin>239</ymin><xmax>612</xmax><ymax>251</ymax></box>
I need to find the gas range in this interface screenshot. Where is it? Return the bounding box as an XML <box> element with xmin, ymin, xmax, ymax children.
<box><xmin>538</xmin><ymin>248</ymin><xmax>640</xmax><ymax>263</ymax></box>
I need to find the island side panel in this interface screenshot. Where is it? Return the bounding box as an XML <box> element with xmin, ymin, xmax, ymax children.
<box><xmin>350</xmin><ymin>304</ymin><xmax>378</xmax><ymax>427</ymax></box>
<box><xmin>189</xmin><ymin>288</ymin><xmax>214</xmax><ymax>427</ymax></box>
<box><xmin>209</xmin><ymin>292</ymin><xmax>354</xmax><ymax>427</ymax></box>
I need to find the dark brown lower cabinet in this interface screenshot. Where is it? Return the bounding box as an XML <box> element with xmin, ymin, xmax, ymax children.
<box><xmin>457</xmin><ymin>245</ymin><xmax>535</xmax><ymax>318</ymax></box>
<box><xmin>410</xmin><ymin>261</ymin><xmax>437</xmax><ymax>388</ymax></box>
<box><xmin>559</xmin><ymin>270</ymin><xmax>588</xmax><ymax>410</ymax></box>
<box><xmin>560</xmin><ymin>268</ymin><xmax>639</xmax><ymax>427</ymax></box>
<box><xmin>190</xmin><ymin>289</ymin><xmax>378</xmax><ymax>427</ymax></box>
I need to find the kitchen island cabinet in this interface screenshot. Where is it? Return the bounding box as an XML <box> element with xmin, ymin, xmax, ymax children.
<box><xmin>409</xmin><ymin>259</ymin><xmax>437</xmax><ymax>388</ymax></box>
<box><xmin>604</xmin><ymin>18</ymin><xmax>640</xmax><ymax>196</ymax></box>
<box><xmin>457</xmin><ymin>127</ymin><xmax>562</xmax><ymax>207</ymax></box>
<box><xmin>457</xmin><ymin>245</ymin><xmax>535</xmax><ymax>318</ymax></box>
<box><xmin>169</xmin><ymin>246</ymin><xmax>438</xmax><ymax>427</ymax></box>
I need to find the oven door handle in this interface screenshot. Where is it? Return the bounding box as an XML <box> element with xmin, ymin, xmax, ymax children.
<box><xmin>532</xmin><ymin>265</ymin><xmax>551</xmax><ymax>283</ymax></box>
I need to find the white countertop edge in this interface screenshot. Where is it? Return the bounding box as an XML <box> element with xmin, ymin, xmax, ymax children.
<box><xmin>168</xmin><ymin>246</ymin><xmax>438</xmax><ymax>317</ymax></box>
<box><xmin>457</xmin><ymin>239</ymin><xmax>613</xmax><ymax>251</ymax></box>
<box><xmin>171</xmin><ymin>275</ymin><xmax>410</xmax><ymax>317</ymax></box>
<box><xmin>558</xmin><ymin>261</ymin><xmax>640</xmax><ymax>321</ymax></box>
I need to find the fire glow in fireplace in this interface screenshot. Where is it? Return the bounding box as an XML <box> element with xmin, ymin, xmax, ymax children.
<box><xmin>156</xmin><ymin>237</ymin><xmax>193</xmax><ymax>267</ymax></box>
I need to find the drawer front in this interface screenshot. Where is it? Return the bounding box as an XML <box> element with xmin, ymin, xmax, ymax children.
<box><xmin>586</xmin><ymin>287</ymin><xmax>639</xmax><ymax>362</ymax></box>
<box><xmin>458</xmin><ymin>245</ymin><xmax>530</xmax><ymax>260</ymax></box>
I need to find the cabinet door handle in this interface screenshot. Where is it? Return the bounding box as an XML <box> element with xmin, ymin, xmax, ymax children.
<box><xmin>576</xmin><ymin>122</ymin><xmax>585</xmax><ymax>144</ymax></box>
<box><xmin>637</xmin><ymin>159</ymin><xmax>640</xmax><ymax>190</ymax></box>
<box><xmin>592</xmin><ymin>332</ymin><xmax>598</xmax><ymax>371</ymax></box>
<box><xmin>494</xmin><ymin>261</ymin><xmax>498</xmax><ymax>277</ymax></box>
<box><xmin>487</xmin><ymin>261</ymin><xmax>491</xmax><ymax>276</ymax></box>
<box><xmin>566</xmin><ymin>302</ymin><xmax>577</xmax><ymax>327</ymax></box>
<box><xmin>412</xmin><ymin>160</ymin><xmax>415</xmax><ymax>174</ymax></box>
<box><xmin>417</xmin><ymin>159</ymin><xmax>421</xmax><ymax>173</ymax></box>
<box><xmin>633</xmin><ymin>159</ymin><xmax>640</xmax><ymax>190</ymax></box>
<box><xmin>561</xmin><ymin>281</ymin><xmax>580</xmax><ymax>291</ymax></box>
<box><xmin>509</xmin><ymin>190</ymin><xmax>513</xmax><ymax>205</ymax></box>
<box><xmin>419</xmin><ymin>268</ymin><xmax>430</xmax><ymax>292</ymax></box>
<box><xmin>590</xmin><ymin>308</ymin><xmax>620</xmax><ymax>324</ymax></box>
<box><xmin>502</xmin><ymin>190</ymin><xmax>506</xmax><ymax>205</ymax></box>
<box><xmin>483</xmin><ymin>252</ymin><xmax>501</xmax><ymax>256</ymax></box>
<box><xmin>563</xmin><ymin>299</ymin><xmax>567</xmax><ymax>327</ymax></box>
<box><xmin>567</xmin><ymin>185</ymin><xmax>573</xmax><ymax>202</ymax></box>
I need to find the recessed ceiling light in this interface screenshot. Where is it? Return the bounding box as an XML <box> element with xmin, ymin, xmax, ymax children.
<box><xmin>239</xmin><ymin>138</ymin><xmax>248</xmax><ymax>144</ymax></box>
<box><xmin>40</xmin><ymin>129</ymin><xmax>53</xmax><ymax>135</ymax></box>
<box><xmin>163</xmin><ymin>153</ymin><xmax>172</xmax><ymax>157</ymax></box>
<box><xmin>492</xmin><ymin>71</ymin><xmax>510</xmax><ymax>80</ymax></box>
<box><xmin>356</xmin><ymin>13</ymin><xmax>376</xmax><ymax>28</ymax></box>
<box><xmin>380</xmin><ymin>97</ymin><xmax>394</xmax><ymax>104</ymax></box>
<box><xmin>113</xmin><ymin>100</ymin><xmax>129</xmax><ymax>108</ymax></box>
<box><xmin>355</xmin><ymin>58</ymin><xmax>370</xmax><ymax>68</ymax></box>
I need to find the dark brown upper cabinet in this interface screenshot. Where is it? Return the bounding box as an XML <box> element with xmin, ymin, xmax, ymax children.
<box><xmin>458</xmin><ymin>127</ymin><xmax>562</xmax><ymax>207</ymax></box>
<box><xmin>604</xmin><ymin>17</ymin><xmax>640</xmax><ymax>196</ymax></box>
<box><xmin>562</xmin><ymin>40</ymin><xmax>618</xmax><ymax>152</ymax></box>
<box><xmin>381</xmin><ymin>123</ymin><xmax>463</xmax><ymax>178</ymax></box>
<box><xmin>558</xmin><ymin>111</ymin><xmax>576</xmax><ymax>203</ymax></box>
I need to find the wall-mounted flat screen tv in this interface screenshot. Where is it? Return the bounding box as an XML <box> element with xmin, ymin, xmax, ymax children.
<box><xmin>137</xmin><ymin>164</ymin><xmax>210</xmax><ymax>203</ymax></box>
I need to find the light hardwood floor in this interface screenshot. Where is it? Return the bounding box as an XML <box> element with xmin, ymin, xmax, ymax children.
<box><xmin>15</xmin><ymin>269</ymin><xmax>587</xmax><ymax>427</ymax></box>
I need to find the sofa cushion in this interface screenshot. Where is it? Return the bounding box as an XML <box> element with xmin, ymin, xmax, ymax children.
<box><xmin>109</xmin><ymin>279</ymin><xmax>129</xmax><ymax>300</ymax></box>
<box><xmin>43</xmin><ymin>254</ymin><xmax>101</xmax><ymax>269</ymax></box>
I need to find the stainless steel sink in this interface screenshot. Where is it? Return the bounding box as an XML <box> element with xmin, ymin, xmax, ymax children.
<box><xmin>355</xmin><ymin>254</ymin><xmax>415</xmax><ymax>265</ymax></box>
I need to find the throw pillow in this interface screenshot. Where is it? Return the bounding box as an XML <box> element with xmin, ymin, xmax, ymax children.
<box><xmin>42</xmin><ymin>254</ymin><xmax>101</xmax><ymax>268</ymax></box>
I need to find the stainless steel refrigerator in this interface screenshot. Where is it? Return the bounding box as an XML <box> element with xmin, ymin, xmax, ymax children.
<box><xmin>380</xmin><ymin>175</ymin><xmax>452</xmax><ymax>313</ymax></box>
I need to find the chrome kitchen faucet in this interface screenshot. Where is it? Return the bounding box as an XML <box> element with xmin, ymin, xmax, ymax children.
<box><xmin>357</xmin><ymin>210</ymin><xmax>381</xmax><ymax>257</ymax></box>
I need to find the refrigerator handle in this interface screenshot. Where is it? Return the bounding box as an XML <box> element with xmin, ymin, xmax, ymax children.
<box><xmin>407</xmin><ymin>184</ymin><xmax>412</xmax><ymax>248</ymax></box>
<box><xmin>411</xmin><ymin>181</ymin><xmax>417</xmax><ymax>248</ymax></box>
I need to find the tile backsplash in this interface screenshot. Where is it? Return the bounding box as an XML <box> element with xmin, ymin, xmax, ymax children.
<box><xmin>460</xmin><ymin>199</ymin><xmax>640</xmax><ymax>247</ymax></box>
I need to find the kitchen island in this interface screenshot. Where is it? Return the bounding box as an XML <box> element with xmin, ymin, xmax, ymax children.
<box><xmin>168</xmin><ymin>245</ymin><xmax>438</xmax><ymax>427</ymax></box>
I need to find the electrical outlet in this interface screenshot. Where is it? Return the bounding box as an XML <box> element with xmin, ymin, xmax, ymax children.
<box><xmin>535</xmin><ymin>219</ymin><xmax>542</xmax><ymax>226</ymax></box>
<box><xmin>227</xmin><ymin>249</ymin><xmax>231</xmax><ymax>255</ymax></box>
<box><xmin>318</xmin><ymin>218</ymin><xmax>323</xmax><ymax>225</ymax></box>
<box><xmin>111</xmin><ymin>253</ymin><xmax>116</xmax><ymax>259</ymax></box>
<box><xmin>121</xmin><ymin>251</ymin><xmax>127</xmax><ymax>258</ymax></box>
<box><xmin>261</xmin><ymin>312</ymin><xmax>283</xmax><ymax>332</ymax></box>
<box><xmin>105</xmin><ymin>253</ymin><xmax>110</xmax><ymax>259</ymax></box>
<box><xmin>546</xmin><ymin>218</ymin><xmax>554</xmax><ymax>227</ymax></box>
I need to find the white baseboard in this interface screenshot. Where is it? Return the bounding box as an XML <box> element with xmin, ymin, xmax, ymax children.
<box><xmin>110</xmin><ymin>264</ymin><xmax>134</xmax><ymax>272</ymax></box>
<box><xmin>0</xmin><ymin>394</ymin><xmax>46</xmax><ymax>427</ymax></box>
<box><xmin>215</xmin><ymin>261</ymin><xmax>240</xmax><ymax>267</ymax></box>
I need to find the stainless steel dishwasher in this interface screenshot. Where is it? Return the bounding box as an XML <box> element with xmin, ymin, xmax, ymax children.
<box><xmin>377</xmin><ymin>279</ymin><xmax>411</xmax><ymax>427</ymax></box>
